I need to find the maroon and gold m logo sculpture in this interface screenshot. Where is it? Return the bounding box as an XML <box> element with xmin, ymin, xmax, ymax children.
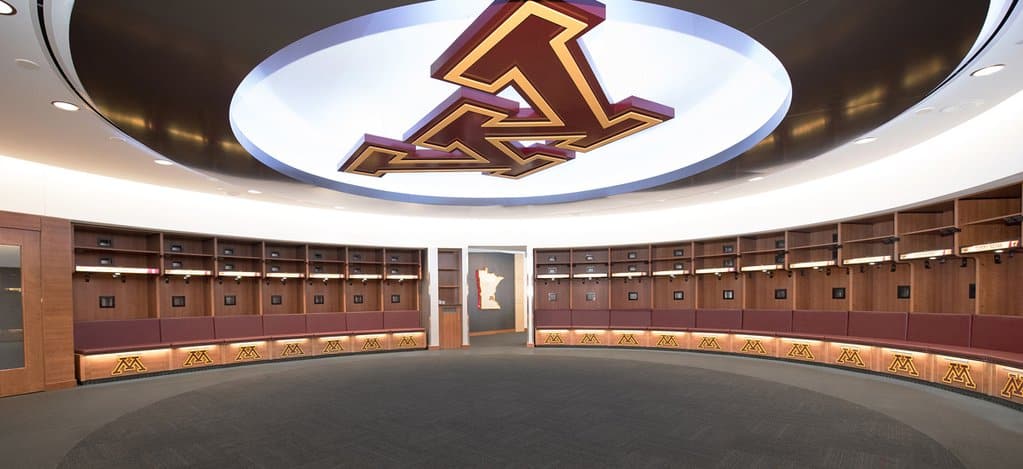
<box><xmin>340</xmin><ymin>0</ymin><xmax>674</xmax><ymax>179</ymax></box>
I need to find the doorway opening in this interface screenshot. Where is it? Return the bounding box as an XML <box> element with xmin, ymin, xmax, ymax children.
<box><xmin>466</xmin><ymin>247</ymin><xmax>528</xmax><ymax>347</ymax></box>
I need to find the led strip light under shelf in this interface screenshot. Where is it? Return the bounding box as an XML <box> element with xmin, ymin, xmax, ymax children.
<box><xmin>899</xmin><ymin>248</ymin><xmax>953</xmax><ymax>260</ymax></box>
<box><xmin>842</xmin><ymin>255</ymin><xmax>892</xmax><ymax>265</ymax></box>
<box><xmin>75</xmin><ymin>266</ymin><xmax>160</xmax><ymax>274</ymax></box>
<box><xmin>739</xmin><ymin>264</ymin><xmax>783</xmax><ymax>272</ymax></box>
<box><xmin>960</xmin><ymin>240</ymin><xmax>1019</xmax><ymax>254</ymax></box>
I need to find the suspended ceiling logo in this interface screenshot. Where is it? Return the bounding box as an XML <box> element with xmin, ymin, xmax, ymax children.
<box><xmin>339</xmin><ymin>0</ymin><xmax>673</xmax><ymax>179</ymax></box>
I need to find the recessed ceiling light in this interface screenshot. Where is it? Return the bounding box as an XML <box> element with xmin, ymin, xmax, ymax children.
<box><xmin>0</xmin><ymin>1</ymin><xmax>16</xmax><ymax>15</ymax></box>
<box><xmin>108</xmin><ymin>136</ymin><xmax>127</xmax><ymax>143</ymax></box>
<box><xmin>853</xmin><ymin>136</ymin><xmax>877</xmax><ymax>145</ymax></box>
<box><xmin>970</xmin><ymin>64</ymin><xmax>1005</xmax><ymax>77</ymax></box>
<box><xmin>247</xmin><ymin>189</ymin><xmax>262</xmax><ymax>194</ymax></box>
<box><xmin>333</xmin><ymin>206</ymin><xmax>345</xmax><ymax>210</ymax></box>
<box><xmin>748</xmin><ymin>176</ymin><xmax>765</xmax><ymax>182</ymax></box>
<box><xmin>14</xmin><ymin>59</ymin><xmax>39</xmax><ymax>70</ymax></box>
<box><xmin>914</xmin><ymin>107</ymin><xmax>935</xmax><ymax>115</ymax></box>
<box><xmin>51</xmin><ymin>101</ymin><xmax>79</xmax><ymax>112</ymax></box>
<box><xmin>940</xmin><ymin>105</ymin><xmax>959</xmax><ymax>114</ymax></box>
<box><xmin>154</xmin><ymin>160</ymin><xmax>174</xmax><ymax>166</ymax></box>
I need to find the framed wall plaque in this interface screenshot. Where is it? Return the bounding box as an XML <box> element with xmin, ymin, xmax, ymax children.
<box><xmin>313</xmin><ymin>265</ymin><xmax>323</xmax><ymax>273</ymax></box>
<box><xmin>223</xmin><ymin>264</ymin><xmax>234</xmax><ymax>271</ymax></box>
<box><xmin>585</xmin><ymin>292</ymin><xmax>597</xmax><ymax>302</ymax></box>
<box><xmin>628</xmin><ymin>291</ymin><xmax>639</xmax><ymax>301</ymax></box>
<box><xmin>723</xmin><ymin>258</ymin><xmax>735</xmax><ymax>268</ymax></box>
<box><xmin>224</xmin><ymin>295</ymin><xmax>237</xmax><ymax>306</ymax></box>
<box><xmin>673</xmin><ymin>249</ymin><xmax>684</xmax><ymax>257</ymax></box>
<box><xmin>270</xmin><ymin>265</ymin><xmax>281</xmax><ymax>272</ymax></box>
<box><xmin>223</xmin><ymin>248</ymin><xmax>234</xmax><ymax>255</ymax></box>
<box><xmin>171</xmin><ymin>260</ymin><xmax>183</xmax><ymax>269</ymax></box>
<box><xmin>172</xmin><ymin>296</ymin><xmax>186</xmax><ymax>307</ymax></box>
<box><xmin>723</xmin><ymin>290</ymin><xmax>735</xmax><ymax>300</ymax></box>
<box><xmin>897</xmin><ymin>285</ymin><xmax>911</xmax><ymax>299</ymax></box>
<box><xmin>832</xmin><ymin>287</ymin><xmax>846</xmax><ymax>299</ymax></box>
<box><xmin>313</xmin><ymin>252</ymin><xmax>323</xmax><ymax>259</ymax></box>
<box><xmin>97</xmin><ymin>238</ymin><xmax>112</xmax><ymax>248</ymax></box>
<box><xmin>271</xmin><ymin>295</ymin><xmax>283</xmax><ymax>305</ymax></box>
<box><xmin>390</xmin><ymin>255</ymin><xmax>399</xmax><ymax>262</ymax></box>
<box><xmin>270</xmin><ymin>251</ymin><xmax>280</xmax><ymax>258</ymax></box>
<box><xmin>774</xmin><ymin>289</ymin><xmax>788</xmax><ymax>300</ymax></box>
<box><xmin>673</xmin><ymin>291</ymin><xmax>684</xmax><ymax>301</ymax></box>
<box><xmin>170</xmin><ymin>244</ymin><xmax>183</xmax><ymax>253</ymax></box>
<box><xmin>722</xmin><ymin>245</ymin><xmax>735</xmax><ymax>254</ymax></box>
<box><xmin>548</xmin><ymin>292</ymin><xmax>558</xmax><ymax>302</ymax></box>
<box><xmin>775</xmin><ymin>239</ymin><xmax>786</xmax><ymax>249</ymax></box>
<box><xmin>314</xmin><ymin>295</ymin><xmax>325</xmax><ymax>305</ymax></box>
<box><xmin>99</xmin><ymin>257</ymin><xmax>113</xmax><ymax>265</ymax></box>
<box><xmin>627</xmin><ymin>252</ymin><xmax>638</xmax><ymax>259</ymax></box>
<box><xmin>391</xmin><ymin>294</ymin><xmax>401</xmax><ymax>303</ymax></box>
<box><xmin>99</xmin><ymin>296</ymin><xmax>115</xmax><ymax>308</ymax></box>
<box><xmin>585</xmin><ymin>254</ymin><xmax>594</xmax><ymax>261</ymax></box>
<box><xmin>354</xmin><ymin>294</ymin><xmax>364</xmax><ymax>304</ymax></box>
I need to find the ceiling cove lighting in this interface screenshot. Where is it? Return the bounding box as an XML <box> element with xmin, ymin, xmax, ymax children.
<box><xmin>853</xmin><ymin>136</ymin><xmax>878</xmax><ymax>145</ymax></box>
<box><xmin>970</xmin><ymin>64</ymin><xmax>1006</xmax><ymax>77</ymax></box>
<box><xmin>51</xmin><ymin>101</ymin><xmax>79</xmax><ymax>112</ymax></box>
<box><xmin>0</xmin><ymin>1</ymin><xmax>15</xmax><ymax>15</ymax></box>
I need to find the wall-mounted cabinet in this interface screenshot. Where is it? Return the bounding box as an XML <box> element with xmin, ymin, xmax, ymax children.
<box><xmin>841</xmin><ymin>215</ymin><xmax>896</xmax><ymax>265</ymax></box>
<box><xmin>739</xmin><ymin>232</ymin><xmax>786</xmax><ymax>272</ymax></box>
<box><xmin>72</xmin><ymin>227</ymin><xmax>161</xmax><ymax>321</ymax></box>
<box><xmin>788</xmin><ymin>224</ymin><xmax>839</xmax><ymax>269</ymax></box>
<box><xmin>897</xmin><ymin>202</ymin><xmax>957</xmax><ymax>260</ymax></box>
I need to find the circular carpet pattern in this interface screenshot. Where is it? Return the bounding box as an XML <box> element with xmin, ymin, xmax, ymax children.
<box><xmin>59</xmin><ymin>354</ymin><xmax>963</xmax><ymax>468</ymax></box>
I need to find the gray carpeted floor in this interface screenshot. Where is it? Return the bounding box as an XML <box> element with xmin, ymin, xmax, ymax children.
<box><xmin>58</xmin><ymin>335</ymin><xmax>964</xmax><ymax>468</ymax></box>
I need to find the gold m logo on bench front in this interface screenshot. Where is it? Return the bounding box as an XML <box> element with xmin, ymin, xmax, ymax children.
<box><xmin>235</xmin><ymin>345</ymin><xmax>261</xmax><ymax>361</ymax></box>
<box><xmin>887</xmin><ymin>354</ymin><xmax>919</xmax><ymax>376</ymax></box>
<box><xmin>580</xmin><ymin>333</ymin><xmax>601</xmax><ymax>345</ymax></box>
<box><xmin>111</xmin><ymin>356</ymin><xmax>146</xmax><ymax>375</ymax></box>
<box><xmin>362</xmin><ymin>337</ymin><xmax>383</xmax><ymax>351</ymax></box>
<box><xmin>941</xmin><ymin>362</ymin><xmax>976</xmax><ymax>389</ymax></box>
<box><xmin>281</xmin><ymin>343</ymin><xmax>305</xmax><ymax>357</ymax></box>
<box><xmin>697</xmin><ymin>336</ymin><xmax>720</xmax><ymax>350</ymax></box>
<box><xmin>836</xmin><ymin>348</ymin><xmax>865</xmax><ymax>367</ymax></box>
<box><xmin>617</xmin><ymin>334</ymin><xmax>639</xmax><ymax>346</ymax></box>
<box><xmin>397</xmin><ymin>335</ymin><xmax>418</xmax><ymax>347</ymax></box>
<box><xmin>182</xmin><ymin>350</ymin><xmax>212</xmax><ymax>367</ymax></box>
<box><xmin>655</xmin><ymin>335</ymin><xmax>680</xmax><ymax>347</ymax></box>
<box><xmin>322</xmin><ymin>340</ymin><xmax>345</xmax><ymax>353</ymax></box>
<box><xmin>740</xmin><ymin>339</ymin><xmax>766</xmax><ymax>354</ymax></box>
<box><xmin>1001</xmin><ymin>372</ymin><xmax>1023</xmax><ymax>399</ymax></box>
<box><xmin>787</xmin><ymin>343</ymin><xmax>815</xmax><ymax>361</ymax></box>
<box><xmin>543</xmin><ymin>332</ymin><xmax>565</xmax><ymax>344</ymax></box>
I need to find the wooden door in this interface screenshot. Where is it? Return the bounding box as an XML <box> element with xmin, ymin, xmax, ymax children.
<box><xmin>0</xmin><ymin>228</ymin><xmax>44</xmax><ymax>397</ymax></box>
<box><xmin>439</xmin><ymin>306</ymin><xmax>463</xmax><ymax>349</ymax></box>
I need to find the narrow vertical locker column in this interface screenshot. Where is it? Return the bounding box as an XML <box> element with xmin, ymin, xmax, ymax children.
<box><xmin>437</xmin><ymin>249</ymin><xmax>463</xmax><ymax>349</ymax></box>
<box><xmin>694</xmin><ymin>238</ymin><xmax>741</xmax><ymax>309</ymax></box>
<box><xmin>896</xmin><ymin>202</ymin><xmax>972</xmax><ymax>314</ymax></box>
<box><xmin>161</xmin><ymin>234</ymin><xmax>214</xmax><ymax>318</ymax></box>
<box><xmin>307</xmin><ymin>245</ymin><xmax>345</xmax><ymax>314</ymax></box>
<box><xmin>214</xmin><ymin>238</ymin><xmax>262</xmax><ymax>317</ymax></box>
<box><xmin>263</xmin><ymin>243</ymin><xmax>305</xmax><ymax>316</ymax></box>
<box><xmin>958</xmin><ymin>184</ymin><xmax>1023</xmax><ymax>315</ymax></box>
<box><xmin>739</xmin><ymin>232</ymin><xmax>790</xmax><ymax>310</ymax></box>
<box><xmin>788</xmin><ymin>224</ymin><xmax>845</xmax><ymax>311</ymax></box>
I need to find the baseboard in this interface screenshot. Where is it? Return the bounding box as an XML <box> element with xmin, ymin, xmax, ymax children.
<box><xmin>45</xmin><ymin>380</ymin><xmax>77</xmax><ymax>391</ymax></box>
<box><xmin>469</xmin><ymin>328</ymin><xmax>516</xmax><ymax>337</ymax></box>
<box><xmin>429</xmin><ymin>345</ymin><xmax>439</xmax><ymax>350</ymax></box>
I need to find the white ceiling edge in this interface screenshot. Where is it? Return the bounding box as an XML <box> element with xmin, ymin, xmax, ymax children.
<box><xmin>0</xmin><ymin>0</ymin><xmax>1017</xmax><ymax>225</ymax></box>
<box><xmin>1</xmin><ymin>82</ymin><xmax>1023</xmax><ymax>248</ymax></box>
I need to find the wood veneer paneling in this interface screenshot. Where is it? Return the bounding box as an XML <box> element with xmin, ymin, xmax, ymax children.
<box><xmin>0</xmin><ymin>228</ymin><xmax>44</xmax><ymax>397</ymax></box>
<box><xmin>40</xmin><ymin>218</ymin><xmax>75</xmax><ymax>389</ymax></box>
<box><xmin>306</xmin><ymin>280</ymin><xmax>342</xmax><ymax>313</ymax></box>
<box><xmin>744</xmin><ymin>272</ymin><xmax>794</xmax><ymax>310</ymax></box>
<box><xmin>534</xmin><ymin>278</ymin><xmax>569</xmax><ymax>310</ymax></box>
<box><xmin>697</xmin><ymin>274</ymin><xmax>743</xmax><ymax>309</ymax></box>
<box><xmin>975</xmin><ymin>254</ymin><xmax>1023</xmax><ymax>316</ymax></box>
<box><xmin>609</xmin><ymin>277</ymin><xmax>651</xmax><ymax>309</ymax></box>
<box><xmin>346</xmin><ymin>280</ymin><xmax>381</xmax><ymax>312</ymax></box>
<box><xmin>910</xmin><ymin>259</ymin><xmax>975</xmax><ymax>314</ymax></box>
<box><xmin>213</xmin><ymin>278</ymin><xmax>258</xmax><ymax>316</ymax></box>
<box><xmin>383</xmin><ymin>279</ymin><xmax>417</xmax><ymax>311</ymax></box>
<box><xmin>159</xmin><ymin>277</ymin><xmax>211</xmax><ymax>317</ymax></box>
<box><xmin>570</xmin><ymin>279</ymin><xmax>608</xmax><ymax>310</ymax></box>
<box><xmin>263</xmin><ymin>279</ymin><xmax>303</xmax><ymax>314</ymax></box>
<box><xmin>652</xmin><ymin>277</ymin><xmax>694</xmax><ymax>310</ymax></box>
<box><xmin>794</xmin><ymin>268</ymin><xmax>849</xmax><ymax>311</ymax></box>
<box><xmin>850</xmin><ymin>264</ymin><xmax>911</xmax><ymax>312</ymax></box>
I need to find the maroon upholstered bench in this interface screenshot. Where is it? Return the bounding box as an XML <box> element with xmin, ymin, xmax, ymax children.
<box><xmin>384</xmin><ymin>310</ymin><xmax>422</xmax><ymax>329</ymax></box>
<box><xmin>907</xmin><ymin>313</ymin><xmax>972</xmax><ymax>347</ymax></box>
<box><xmin>848</xmin><ymin>311</ymin><xmax>908</xmax><ymax>341</ymax></box>
<box><xmin>262</xmin><ymin>314</ymin><xmax>308</xmax><ymax>339</ymax></box>
<box><xmin>651</xmin><ymin>309</ymin><xmax>695</xmax><ymax>329</ymax></box>
<box><xmin>535</xmin><ymin>309</ymin><xmax>572</xmax><ymax>327</ymax></box>
<box><xmin>74</xmin><ymin>319</ymin><xmax>163</xmax><ymax>354</ymax></box>
<box><xmin>160</xmin><ymin>317</ymin><xmax>217</xmax><ymax>346</ymax></box>
<box><xmin>971</xmin><ymin>315</ymin><xmax>1023</xmax><ymax>354</ymax></box>
<box><xmin>307</xmin><ymin>312</ymin><xmax>348</xmax><ymax>336</ymax></box>
<box><xmin>792</xmin><ymin>310</ymin><xmax>848</xmax><ymax>337</ymax></box>
<box><xmin>695</xmin><ymin>309</ymin><xmax>741</xmax><ymax>331</ymax></box>
<box><xmin>347</xmin><ymin>311</ymin><xmax>384</xmax><ymax>331</ymax></box>
<box><xmin>572</xmin><ymin>309</ymin><xmax>610</xmax><ymax>328</ymax></box>
<box><xmin>741</xmin><ymin>309</ymin><xmax>792</xmax><ymax>333</ymax></box>
<box><xmin>214</xmin><ymin>315</ymin><xmax>264</xmax><ymax>341</ymax></box>
<box><xmin>609</xmin><ymin>309</ymin><xmax>651</xmax><ymax>328</ymax></box>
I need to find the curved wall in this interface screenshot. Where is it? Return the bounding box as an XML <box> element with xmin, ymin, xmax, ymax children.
<box><xmin>1</xmin><ymin>87</ymin><xmax>1023</xmax><ymax>248</ymax></box>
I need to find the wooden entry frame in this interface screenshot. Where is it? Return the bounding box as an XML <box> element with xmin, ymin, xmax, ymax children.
<box><xmin>0</xmin><ymin>227</ymin><xmax>44</xmax><ymax>397</ymax></box>
<box><xmin>438</xmin><ymin>248</ymin><xmax>464</xmax><ymax>349</ymax></box>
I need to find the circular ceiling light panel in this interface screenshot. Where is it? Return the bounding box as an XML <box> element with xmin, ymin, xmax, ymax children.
<box><xmin>970</xmin><ymin>64</ymin><xmax>1006</xmax><ymax>77</ymax></box>
<box><xmin>51</xmin><ymin>101</ymin><xmax>80</xmax><ymax>111</ymax></box>
<box><xmin>231</xmin><ymin>0</ymin><xmax>791</xmax><ymax>205</ymax></box>
<box><xmin>0</xmin><ymin>1</ymin><xmax>15</xmax><ymax>16</ymax></box>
